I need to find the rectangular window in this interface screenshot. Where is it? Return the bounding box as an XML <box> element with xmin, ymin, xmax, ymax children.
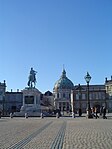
<box><xmin>102</xmin><ymin>93</ymin><xmax>105</xmax><ymax>99</ymax></box>
<box><xmin>82</xmin><ymin>94</ymin><xmax>86</xmax><ymax>100</ymax></box>
<box><xmin>76</xmin><ymin>103</ymin><xmax>79</xmax><ymax>108</ymax></box>
<box><xmin>99</xmin><ymin>92</ymin><xmax>101</xmax><ymax>99</ymax></box>
<box><xmin>82</xmin><ymin>103</ymin><xmax>86</xmax><ymax>108</ymax></box>
<box><xmin>76</xmin><ymin>94</ymin><xmax>79</xmax><ymax>100</ymax></box>
<box><xmin>0</xmin><ymin>95</ymin><xmax>2</xmax><ymax>100</ymax></box>
<box><xmin>89</xmin><ymin>93</ymin><xmax>92</xmax><ymax>100</ymax></box>
<box><xmin>96</xmin><ymin>93</ymin><xmax>99</xmax><ymax>99</ymax></box>
<box><xmin>109</xmin><ymin>102</ymin><xmax>112</xmax><ymax>108</ymax></box>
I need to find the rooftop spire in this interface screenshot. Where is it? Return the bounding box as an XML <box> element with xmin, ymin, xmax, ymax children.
<box><xmin>63</xmin><ymin>64</ymin><xmax>65</xmax><ymax>70</ymax></box>
<box><xmin>62</xmin><ymin>65</ymin><xmax>66</xmax><ymax>78</ymax></box>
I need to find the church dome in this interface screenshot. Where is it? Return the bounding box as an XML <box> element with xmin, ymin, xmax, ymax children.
<box><xmin>53</xmin><ymin>69</ymin><xmax>74</xmax><ymax>91</ymax></box>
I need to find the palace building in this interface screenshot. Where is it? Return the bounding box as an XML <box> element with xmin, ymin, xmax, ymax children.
<box><xmin>73</xmin><ymin>84</ymin><xmax>106</xmax><ymax>113</ymax></box>
<box><xmin>0</xmin><ymin>70</ymin><xmax>112</xmax><ymax>116</ymax></box>
<box><xmin>53</xmin><ymin>68</ymin><xmax>74</xmax><ymax>114</ymax></box>
<box><xmin>105</xmin><ymin>76</ymin><xmax>112</xmax><ymax>112</ymax></box>
<box><xmin>53</xmin><ymin>69</ymin><xmax>110</xmax><ymax>115</ymax></box>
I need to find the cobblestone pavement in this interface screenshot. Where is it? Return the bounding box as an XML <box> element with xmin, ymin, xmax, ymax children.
<box><xmin>0</xmin><ymin>115</ymin><xmax>112</xmax><ymax>149</ymax></box>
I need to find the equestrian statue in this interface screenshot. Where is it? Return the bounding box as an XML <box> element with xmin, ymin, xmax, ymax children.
<box><xmin>27</xmin><ymin>67</ymin><xmax>37</xmax><ymax>88</ymax></box>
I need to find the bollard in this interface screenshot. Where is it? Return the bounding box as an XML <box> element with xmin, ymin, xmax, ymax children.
<box><xmin>56</xmin><ymin>113</ymin><xmax>59</xmax><ymax>118</ymax></box>
<box><xmin>40</xmin><ymin>112</ymin><xmax>44</xmax><ymax>119</ymax></box>
<box><xmin>25</xmin><ymin>113</ymin><xmax>28</xmax><ymax>118</ymax></box>
<box><xmin>72</xmin><ymin>112</ymin><xmax>75</xmax><ymax>118</ymax></box>
<box><xmin>10</xmin><ymin>113</ymin><xmax>13</xmax><ymax>118</ymax></box>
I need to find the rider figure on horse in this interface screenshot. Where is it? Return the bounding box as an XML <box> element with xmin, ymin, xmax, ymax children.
<box><xmin>28</xmin><ymin>67</ymin><xmax>37</xmax><ymax>88</ymax></box>
<box><xmin>30</xmin><ymin>67</ymin><xmax>37</xmax><ymax>80</ymax></box>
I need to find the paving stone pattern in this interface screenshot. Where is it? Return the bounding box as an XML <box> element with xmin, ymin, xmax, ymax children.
<box><xmin>0</xmin><ymin>116</ymin><xmax>112</xmax><ymax>149</ymax></box>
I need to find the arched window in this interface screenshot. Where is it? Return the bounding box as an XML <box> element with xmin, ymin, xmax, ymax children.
<box><xmin>63</xmin><ymin>93</ymin><xmax>65</xmax><ymax>98</ymax></box>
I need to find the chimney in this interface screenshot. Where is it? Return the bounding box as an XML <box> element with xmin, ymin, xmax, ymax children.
<box><xmin>17</xmin><ymin>89</ymin><xmax>19</xmax><ymax>92</ymax></box>
<box><xmin>111</xmin><ymin>76</ymin><xmax>112</xmax><ymax>80</ymax></box>
<box><xmin>4</xmin><ymin>80</ymin><xmax>6</xmax><ymax>84</ymax></box>
<box><xmin>11</xmin><ymin>89</ymin><xmax>12</xmax><ymax>92</ymax></box>
<box><xmin>105</xmin><ymin>77</ymin><xmax>107</xmax><ymax>83</ymax></box>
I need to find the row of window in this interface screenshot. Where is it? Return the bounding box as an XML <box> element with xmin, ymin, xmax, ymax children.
<box><xmin>55</xmin><ymin>92</ymin><xmax>105</xmax><ymax>100</ymax></box>
<box><xmin>55</xmin><ymin>93</ymin><xmax>71</xmax><ymax>99</ymax></box>
<box><xmin>76</xmin><ymin>92</ymin><xmax>105</xmax><ymax>100</ymax></box>
<box><xmin>106</xmin><ymin>85</ymin><xmax>112</xmax><ymax>91</ymax></box>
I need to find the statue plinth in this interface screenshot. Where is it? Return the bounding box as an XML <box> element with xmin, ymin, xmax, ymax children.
<box><xmin>15</xmin><ymin>87</ymin><xmax>41</xmax><ymax>116</ymax></box>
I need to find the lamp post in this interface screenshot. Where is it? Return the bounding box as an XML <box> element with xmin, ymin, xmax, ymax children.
<box><xmin>78</xmin><ymin>84</ymin><xmax>82</xmax><ymax>116</ymax></box>
<box><xmin>84</xmin><ymin>72</ymin><xmax>93</xmax><ymax>118</ymax></box>
<box><xmin>2</xmin><ymin>95</ymin><xmax>5</xmax><ymax>116</ymax></box>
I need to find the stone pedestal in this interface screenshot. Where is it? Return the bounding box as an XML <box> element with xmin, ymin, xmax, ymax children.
<box><xmin>15</xmin><ymin>87</ymin><xmax>41</xmax><ymax>116</ymax></box>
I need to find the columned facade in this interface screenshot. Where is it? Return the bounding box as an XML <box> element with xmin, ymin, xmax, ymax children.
<box><xmin>105</xmin><ymin>77</ymin><xmax>112</xmax><ymax>112</ymax></box>
<box><xmin>53</xmin><ymin>69</ymin><xmax>74</xmax><ymax>115</ymax></box>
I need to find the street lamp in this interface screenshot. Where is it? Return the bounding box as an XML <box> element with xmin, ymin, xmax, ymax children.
<box><xmin>2</xmin><ymin>95</ymin><xmax>5</xmax><ymax>116</ymax></box>
<box><xmin>84</xmin><ymin>72</ymin><xmax>93</xmax><ymax>118</ymax></box>
<box><xmin>77</xmin><ymin>84</ymin><xmax>82</xmax><ymax>116</ymax></box>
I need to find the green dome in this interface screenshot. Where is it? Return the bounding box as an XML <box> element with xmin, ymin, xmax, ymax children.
<box><xmin>54</xmin><ymin>69</ymin><xmax>74</xmax><ymax>90</ymax></box>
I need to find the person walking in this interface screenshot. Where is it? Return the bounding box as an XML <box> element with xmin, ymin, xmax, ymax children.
<box><xmin>95</xmin><ymin>107</ymin><xmax>99</xmax><ymax>119</ymax></box>
<box><xmin>103</xmin><ymin>106</ymin><xmax>107</xmax><ymax>119</ymax></box>
<box><xmin>100</xmin><ymin>106</ymin><xmax>103</xmax><ymax>116</ymax></box>
<box><xmin>0</xmin><ymin>111</ymin><xmax>1</xmax><ymax>118</ymax></box>
<box><xmin>91</xmin><ymin>108</ymin><xmax>95</xmax><ymax>118</ymax></box>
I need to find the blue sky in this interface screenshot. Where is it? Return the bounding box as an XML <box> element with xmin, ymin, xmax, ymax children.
<box><xmin>0</xmin><ymin>0</ymin><xmax>112</xmax><ymax>93</ymax></box>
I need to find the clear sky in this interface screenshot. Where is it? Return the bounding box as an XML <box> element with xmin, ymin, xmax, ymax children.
<box><xmin>0</xmin><ymin>0</ymin><xmax>112</xmax><ymax>93</ymax></box>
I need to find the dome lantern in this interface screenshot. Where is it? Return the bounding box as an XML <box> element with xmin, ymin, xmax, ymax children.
<box><xmin>61</xmin><ymin>68</ymin><xmax>66</xmax><ymax>78</ymax></box>
<box><xmin>53</xmin><ymin>68</ymin><xmax>74</xmax><ymax>91</ymax></box>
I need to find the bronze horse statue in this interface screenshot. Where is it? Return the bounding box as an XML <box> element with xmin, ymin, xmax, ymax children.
<box><xmin>27</xmin><ymin>68</ymin><xmax>37</xmax><ymax>88</ymax></box>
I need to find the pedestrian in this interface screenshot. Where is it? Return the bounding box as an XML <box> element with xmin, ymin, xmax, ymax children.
<box><xmin>91</xmin><ymin>108</ymin><xmax>95</xmax><ymax>118</ymax></box>
<box><xmin>100</xmin><ymin>106</ymin><xmax>103</xmax><ymax>116</ymax></box>
<box><xmin>95</xmin><ymin>107</ymin><xmax>99</xmax><ymax>119</ymax></box>
<box><xmin>0</xmin><ymin>111</ymin><xmax>1</xmax><ymax>118</ymax></box>
<box><xmin>103</xmin><ymin>107</ymin><xmax>107</xmax><ymax>119</ymax></box>
<box><xmin>79</xmin><ymin>108</ymin><xmax>82</xmax><ymax>117</ymax></box>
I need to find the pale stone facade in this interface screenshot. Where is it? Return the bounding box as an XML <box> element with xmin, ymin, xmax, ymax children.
<box><xmin>53</xmin><ymin>69</ymin><xmax>74</xmax><ymax>115</ymax></box>
<box><xmin>0</xmin><ymin>80</ymin><xmax>6</xmax><ymax>113</ymax></box>
<box><xmin>105</xmin><ymin>77</ymin><xmax>112</xmax><ymax>112</ymax></box>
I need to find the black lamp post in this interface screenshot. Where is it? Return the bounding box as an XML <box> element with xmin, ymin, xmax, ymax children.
<box><xmin>84</xmin><ymin>72</ymin><xmax>93</xmax><ymax>118</ymax></box>
<box><xmin>78</xmin><ymin>84</ymin><xmax>82</xmax><ymax>116</ymax></box>
<box><xmin>2</xmin><ymin>95</ymin><xmax>5</xmax><ymax>116</ymax></box>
